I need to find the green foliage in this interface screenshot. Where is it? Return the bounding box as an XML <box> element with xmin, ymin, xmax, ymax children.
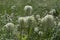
<box><xmin>0</xmin><ymin>0</ymin><xmax>60</xmax><ymax>40</ymax></box>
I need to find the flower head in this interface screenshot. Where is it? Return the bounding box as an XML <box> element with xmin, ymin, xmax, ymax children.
<box><xmin>24</xmin><ymin>5</ymin><xmax>33</xmax><ymax>16</ymax></box>
<box><xmin>41</xmin><ymin>14</ymin><xmax>54</xmax><ymax>23</ymax></box>
<box><xmin>36</xmin><ymin>15</ymin><xmax>40</xmax><ymax>18</ymax></box>
<box><xmin>18</xmin><ymin>16</ymin><xmax>29</xmax><ymax>23</ymax></box>
<box><xmin>11</xmin><ymin>5</ymin><xmax>16</xmax><ymax>10</ymax></box>
<box><xmin>4</xmin><ymin>23</ymin><xmax>14</xmax><ymax>31</ymax></box>
<box><xmin>28</xmin><ymin>15</ymin><xmax>35</xmax><ymax>21</ymax></box>
<box><xmin>34</xmin><ymin>27</ymin><xmax>39</xmax><ymax>32</ymax></box>
<box><xmin>41</xmin><ymin>14</ymin><xmax>55</xmax><ymax>27</ymax></box>
<box><xmin>38</xmin><ymin>31</ymin><xmax>43</xmax><ymax>35</ymax></box>
<box><xmin>24</xmin><ymin>5</ymin><xmax>33</xmax><ymax>11</ymax></box>
<box><xmin>49</xmin><ymin>9</ymin><xmax>56</xmax><ymax>15</ymax></box>
<box><xmin>58</xmin><ymin>22</ymin><xmax>60</xmax><ymax>27</ymax></box>
<box><xmin>35</xmin><ymin>14</ymin><xmax>41</xmax><ymax>21</ymax></box>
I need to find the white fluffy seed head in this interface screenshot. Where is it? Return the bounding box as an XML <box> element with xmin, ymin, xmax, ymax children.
<box><xmin>41</xmin><ymin>14</ymin><xmax>54</xmax><ymax>23</ymax></box>
<box><xmin>38</xmin><ymin>31</ymin><xmax>43</xmax><ymax>35</ymax></box>
<box><xmin>41</xmin><ymin>14</ymin><xmax>55</xmax><ymax>27</ymax></box>
<box><xmin>18</xmin><ymin>17</ymin><xmax>25</xmax><ymax>23</ymax></box>
<box><xmin>4</xmin><ymin>23</ymin><xmax>14</xmax><ymax>30</ymax></box>
<box><xmin>58</xmin><ymin>22</ymin><xmax>60</xmax><ymax>27</ymax></box>
<box><xmin>18</xmin><ymin>16</ymin><xmax>29</xmax><ymax>23</ymax></box>
<box><xmin>18</xmin><ymin>16</ymin><xmax>29</xmax><ymax>28</ymax></box>
<box><xmin>35</xmin><ymin>14</ymin><xmax>41</xmax><ymax>21</ymax></box>
<box><xmin>5</xmin><ymin>23</ymin><xmax>14</xmax><ymax>28</ymax></box>
<box><xmin>11</xmin><ymin>5</ymin><xmax>16</xmax><ymax>9</ymax></box>
<box><xmin>24</xmin><ymin>5</ymin><xmax>33</xmax><ymax>11</ymax></box>
<box><xmin>24</xmin><ymin>5</ymin><xmax>33</xmax><ymax>16</ymax></box>
<box><xmin>36</xmin><ymin>15</ymin><xmax>40</xmax><ymax>18</ymax></box>
<box><xmin>28</xmin><ymin>15</ymin><xmax>35</xmax><ymax>21</ymax></box>
<box><xmin>44</xmin><ymin>14</ymin><xmax>54</xmax><ymax>20</ymax></box>
<box><xmin>34</xmin><ymin>27</ymin><xmax>39</xmax><ymax>32</ymax></box>
<box><xmin>18</xmin><ymin>15</ymin><xmax>36</xmax><ymax>26</ymax></box>
<box><xmin>49</xmin><ymin>9</ymin><xmax>56</xmax><ymax>15</ymax></box>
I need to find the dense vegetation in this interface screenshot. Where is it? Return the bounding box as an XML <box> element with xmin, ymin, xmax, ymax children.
<box><xmin>0</xmin><ymin>0</ymin><xmax>60</xmax><ymax>40</ymax></box>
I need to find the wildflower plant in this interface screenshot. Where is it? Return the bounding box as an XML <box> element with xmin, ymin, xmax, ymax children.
<box><xmin>0</xmin><ymin>0</ymin><xmax>60</xmax><ymax>40</ymax></box>
<box><xmin>24</xmin><ymin>5</ymin><xmax>33</xmax><ymax>16</ymax></box>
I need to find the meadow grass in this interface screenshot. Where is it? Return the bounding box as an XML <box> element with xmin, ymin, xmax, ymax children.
<box><xmin>0</xmin><ymin>0</ymin><xmax>60</xmax><ymax>40</ymax></box>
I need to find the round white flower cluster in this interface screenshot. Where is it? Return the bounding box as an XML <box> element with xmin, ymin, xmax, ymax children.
<box><xmin>18</xmin><ymin>15</ymin><xmax>35</xmax><ymax>23</ymax></box>
<box><xmin>34</xmin><ymin>27</ymin><xmax>39</xmax><ymax>32</ymax></box>
<box><xmin>4</xmin><ymin>23</ymin><xmax>14</xmax><ymax>31</ymax></box>
<box><xmin>24</xmin><ymin>5</ymin><xmax>33</xmax><ymax>11</ymax></box>
<box><xmin>38</xmin><ymin>31</ymin><xmax>43</xmax><ymax>35</ymax></box>
<box><xmin>58</xmin><ymin>22</ymin><xmax>60</xmax><ymax>27</ymax></box>
<box><xmin>41</xmin><ymin>14</ymin><xmax>55</xmax><ymax>28</ymax></box>
<box><xmin>35</xmin><ymin>14</ymin><xmax>41</xmax><ymax>21</ymax></box>
<box><xmin>24</xmin><ymin>5</ymin><xmax>33</xmax><ymax>16</ymax></box>
<box><xmin>11</xmin><ymin>5</ymin><xmax>16</xmax><ymax>10</ymax></box>
<box><xmin>41</xmin><ymin>14</ymin><xmax>54</xmax><ymax>23</ymax></box>
<box><xmin>49</xmin><ymin>9</ymin><xmax>56</xmax><ymax>15</ymax></box>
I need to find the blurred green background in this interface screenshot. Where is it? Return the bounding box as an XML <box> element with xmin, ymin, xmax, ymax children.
<box><xmin>0</xmin><ymin>0</ymin><xmax>60</xmax><ymax>16</ymax></box>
